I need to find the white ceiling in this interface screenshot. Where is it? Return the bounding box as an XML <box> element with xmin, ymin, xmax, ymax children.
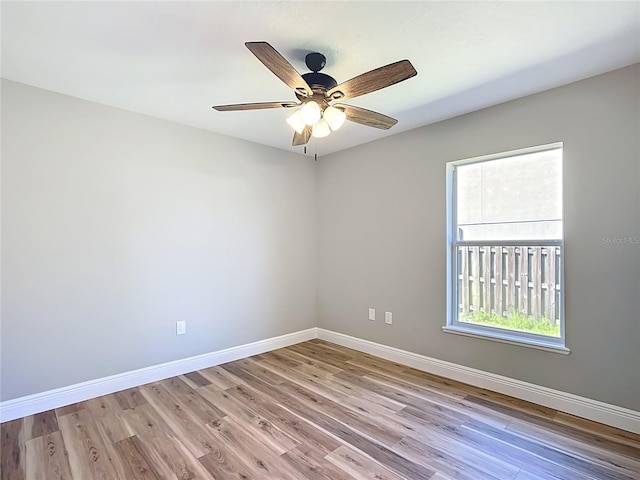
<box><xmin>2</xmin><ymin>1</ymin><xmax>639</xmax><ymax>157</ymax></box>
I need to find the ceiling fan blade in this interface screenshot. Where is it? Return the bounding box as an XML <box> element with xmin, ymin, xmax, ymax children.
<box><xmin>245</xmin><ymin>42</ymin><xmax>313</xmax><ymax>97</ymax></box>
<box><xmin>212</xmin><ymin>101</ymin><xmax>298</xmax><ymax>111</ymax></box>
<box><xmin>292</xmin><ymin>126</ymin><xmax>312</xmax><ymax>146</ymax></box>
<box><xmin>327</xmin><ymin>60</ymin><xmax>417</xmax><ymax>101</ymax></box>
<box><xmin>336</xmin><ymin>104</ymin><xmax>398</xmax><ymax>130</ymax></box>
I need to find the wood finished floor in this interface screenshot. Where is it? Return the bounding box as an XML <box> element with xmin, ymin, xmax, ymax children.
<box><xmin>2</xmin><ymin>339</ymin><xmax>640</xmax><ymax>480</ymax></box>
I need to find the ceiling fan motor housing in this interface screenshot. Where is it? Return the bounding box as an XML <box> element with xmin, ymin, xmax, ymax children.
<box><xmin>297</xmin><ymin>52</ymin><xmax>338</xmax><ymax>99</ymax></box>
<box><xmin>301</xmin><ymin>72</ymin><xmax>337</xmax><ymax>94</ymax></box>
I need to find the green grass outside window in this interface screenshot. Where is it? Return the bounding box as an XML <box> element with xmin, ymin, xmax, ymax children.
<box><xmin>460</xmin><ymin>311</ymin><xmax>560</xmax><ymax>337</ymax></box>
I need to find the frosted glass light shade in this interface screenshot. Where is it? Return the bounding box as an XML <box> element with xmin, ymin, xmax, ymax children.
<box><xmin>323</xmin><ymin>106</ymin><xmax>346</xmax><ymax>131</ymax></box>
<box><xmin>286</xmin><ymin>110</ymin><xmax>306</xmax><ymax>134</ymax></box>
<box><xmin>312</xmin><ymin>118</ymin><xmax>331</xmax><ymax>138</ymax></box>
<box><xmin>300</xmin><ymin>101</ymin><xmax>321</xmax><ymax>125</ymax></box>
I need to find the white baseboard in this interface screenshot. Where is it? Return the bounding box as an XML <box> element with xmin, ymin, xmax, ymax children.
<box><xmin>0</xmin><ymin>328</ymin><xmax>317</xmax><ymax>423</ymax></box>
<box><xmin>317</xmin><ymin>328</ymin><xmax>640</xmax><ymax>434</ymax></box>
<box><xmin>3</xmin><ymin>326</ymin><xmax>638</xmax><ymax>435</ymax></box>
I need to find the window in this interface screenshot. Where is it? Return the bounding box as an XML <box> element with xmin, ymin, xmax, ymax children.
<box><xmin>445</xmin><ymin>143</ymin><xmax>568</xmax><ymax>353</ymax></box>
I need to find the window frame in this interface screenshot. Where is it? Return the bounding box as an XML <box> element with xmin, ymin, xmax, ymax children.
<box><xmin>444</xmin><ymin>143</ymin><xmax>569</xmax><ymax>354</ymax></box>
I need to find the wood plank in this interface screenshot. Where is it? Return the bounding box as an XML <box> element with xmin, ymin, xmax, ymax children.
<box><xmin>507</xmin><ymin>417</ymin><xmax>640</xmax><ymax>479</ymax></box>
<box><xmin>57</xmin><ymin>410</ymin><xmax>121</xmax><ymax>480</ymax></box>
<box><xmin>25</xmin><ymin>430</ymin><xmax>73</xmax><ymax>480</ymax></box>
<box><xmin>482</xmin><ymin>245</ymin><xmax>492</xmax><ymax>313</ymax></box>
<box><xmin>197</xmin><ymin>385</ymin><xmax>301</xmax><ymax>455</ymax></box>
<box><xmin>279</xmin><ymin>401</ymin><xmax>435</xmax><ymax>480</ymax></box>
<box><xmin>470</xmin><ymin>246</ymin><xmax>480</xmax><ymax>314</ymax></box>
<box><xmin>402</xmin><ymin>419</ymin><xmax>520</xmax><ymax>480</ymax></box>
<box><xmin>231</xmin><ymin>357</ymin><xmax>289</xmax><ymax>385</ymax></box>
<box><xmin>464</xmin><ymin>391</ymin><xmax>557</xmax><ymax>421</ymax></box>
<box><xmin>159</xmin><ymin>376</ymin><xmax>226</xmax><ymax>424</ymax></box>
<box><xmin>460</xmin><ymin>245</ymin><xmax>469</xmax><ymax>316</ymax></box>
<box><xmin>198</xmin><ymin>365</ymin><xmax>244</xmax><ymax>390</ymax></box>
<box><xmin>122</xmin><ymin>403</ymin><xmax>214</xmax><ymax>480</ymax></box>
<box><xmin>182</xmin><ymin>371</ymin><xmax>212</xmax><ymax>388</ymax></box>
<box><xmin>206</xmin><ymin>415</ymin><xmax>308</xmax><ymax>479</ymax></box>
<box><xmin>282</xmin><ymin>443</ymin><xmax>355</xmax><ymax>480</ymax></box>
<box><xmin>345</xmin><ymin>356</ymin><xmax>469</xmax><ymax>401</ymax></box>
<box><xmin>139</xmin><ymin>383</ymin><xmax>216</xmax><ymax>458</ymax></box>
<box><xmin>272</xmin><ymin>346</ymin><xmax>344</xmax><ymax>375</ymax></box>
<box><xmin>518</xmin><ymin>246</ymin><xmax>529</xmax><ymax>315</ymax></box>
<box><xmin>531</xmin><ymin>246</ymin><xmax>541</xmax><ymax>318</ymax></box>
<box><xmin>277</xmin><ymin>380</ymin><xmax>405</xmax><ymax>447</ymax></box>
<box><xmin>113</xmin><ymin>435</ymin><xmax>163</xmax><ymax>480</ymax></box>
<box><xmin>553</xmin><ymin>411</ymin><xmax>640</xmax><ymax>448</ymax></box>
<box><xmin>1</xmin><ymin>418</ymin><xmax>25</xmax><ymax>480</ymax></box>
<box><xmin>361</xmin><ymin>374</ymin><xmax>510</xmax><ymax>428</ymax></box>
<box><xmin>82</xmin><ymin>395</ymin><xmax>134</xmax><ymax>444</ymax></box>
<box><xmin>198</xmin><ymin>446</ymin><xmax>257</xmax><ymax>480</ymax></box>
<box><xmin>325</xmin><ymin>445</ymin><xmax>406</xmax><ymax>480</ymax></box>
<box><xmin>494</xmin><ymin>246</ymin><xmax>503</xmax><ymax>316</ymax></box>
<box><xmin>345</xmin><ymin>351</ymin><xmax>416</xmax><ymax>377</ymax></box>
<box><xmin>112</xmin><ymin>387</ymin><xmax>148</xmax><ymax>411</ymax></box>
<box><xmin>345</xmin><ymin>356</ymin><xmax>467</xmax><ymax>400</ymax></box>
<box><xmin>333</xmin><ymin>369</ymin><xmax>448</xmax><ymax>415</ymax></box>
<box><xmin>471</xmin><ymin>394</ymin><xmax>640</xmax><ymax>459</ymax></box>
<box><xmin>399</xmin><ymin>407</ymin><xmax>595</xmax><ymax>480</ymax></box>
<box><xmin>514</xmin><ymin>470</ymin><xmax>558</xmax><ymax>480</ymax></box>
<box><xmin>393</xmin><ymin>435</ymin><xmax>507</xmax><ymax>480</ymax></box>
<box><xmin>55</xmin><ymin>403</ymin><xmax>84</xmax><ymax>418</ymax></box>
<box><xmin>28</xmin><ymin>410</ymin><xmax>59</xmax><ymax>440</ymax></box>
<box><xmin>546</xmin><ymin>247</ymin><xmax>557</xmax><ymax>322</ymax></box>
<box><xmin>256</xmin><ymin>349</ymin><xmax>305</xmax><ymax>369</ymax></box>
<box><xmin>223</xmin><ymin>384</ymin><xmax>341</xmax><ymax>455</ymax></box>
<box><xmin>253</xmin><ymin>356</ymin><xmax>353</xmax><ymax>405</ymax></box>
<box><xmin>288</xmin><ymin>342</ymin><xmax>360</xmax><ymax>362</ymax></box>
<box><xmin>506</xmin><ymin>246</ymin><xmax>516</xmax><ymax>314</ymax></box>
<box><xmin>287</xmin><ymin>342</ymin><xmax>354</xmax><ymax>368</ymax></box>
<box><xmin>463</xmin><ymin>419</ymin><xmax>633</xmax><ymax>480</ymax></box>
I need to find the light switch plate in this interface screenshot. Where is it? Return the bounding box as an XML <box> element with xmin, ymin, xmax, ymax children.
<box><xmin>385</xmin><ymin>312</ymin><xmax>392</xmax><ymax>324</ymax></box>
<box><xmin>368</xmin><ymin>308</ymin><xmax>375</xmax><ymax>321</ymax></box>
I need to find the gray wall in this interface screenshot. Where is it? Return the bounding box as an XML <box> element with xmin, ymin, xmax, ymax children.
<box><xmin>1</xmin><ymin>80</ymin><xmax>317</xmax><ymax>401</ymax></box>
<box><xmin>317</xmin><ymin>64</ymin><xmax>640</xmax><ymax>410</ymax></box>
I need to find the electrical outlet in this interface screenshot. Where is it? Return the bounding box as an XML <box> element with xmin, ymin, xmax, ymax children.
<box><xmin>176</xmin><ymin>320</ymin><xmax>186</xmax><ymax>335</ymax></box>
<box><xmin>368</xmin><ymin>308</ymin><xmax>376</xmax><ymax>321</ymax></box>
<box><xmin>385</xmin><ymin>312</ymin><xmax>393</xmax><ymax>325</ymax></box>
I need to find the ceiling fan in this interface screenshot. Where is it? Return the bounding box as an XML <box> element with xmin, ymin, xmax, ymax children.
<box><xmin>212</xmin><ymin>42</ymin><xmax>417</xmax><ymax>146</ymax></box>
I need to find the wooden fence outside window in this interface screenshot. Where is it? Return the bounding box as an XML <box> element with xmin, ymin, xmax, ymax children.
<box><xmin>457</xmin><ymin>245</ymin><xmax>562</xmax><ymax>323</ymax></box>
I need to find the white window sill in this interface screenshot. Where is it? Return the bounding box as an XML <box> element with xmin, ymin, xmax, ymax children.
<box><xmin>442</xmin><ymin>325</ymin><xmax>571</xmax><ymax>355</ymax></box>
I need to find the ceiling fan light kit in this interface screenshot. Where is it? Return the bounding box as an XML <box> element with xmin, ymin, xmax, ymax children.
<box><xmin>323</xmin><ymin>105</ymin><xmax>347</xmax><ymax>131</ymax></box>
<box><xmin>288</xmin><ymin>101</ymin><xmax>346</xmax><ymax>138</ymax></box>
<box><xmin>212</xmin><ymin>42</ymin><xmax>417</xmax><ymax>147</ymax></box>
<box><xmin>300</xmin><ymin>100</ymin><xmax>322</xmax><ymax>125</ymax></box>
<box><xmin>286</xmin><ymin>110</ymin><xmax>306</xmax><ymax>134</ymax></box>
<box><xmin>312</xmin><ymin>117</ymin><xmax>331</xmax><ymax>138</ymax></box>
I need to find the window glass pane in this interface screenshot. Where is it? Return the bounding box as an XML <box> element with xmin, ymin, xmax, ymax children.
<box><xmin>456</xmin><ymin>149</ymin><xmax>562</xmax><ymax>241</ymax></box>
<box><xmin>455</xmin><ymin>245</ymin><xmax>562</xmax><ymax>338</ymax></box>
